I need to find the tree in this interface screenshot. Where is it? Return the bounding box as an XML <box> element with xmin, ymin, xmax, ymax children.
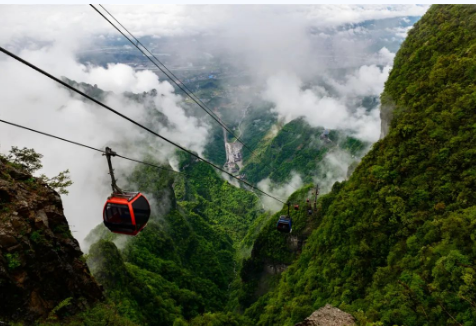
<box><xmin>40</xmin><ymin>170</ymin><xmax>74</xmax><ymax>195</ymax></box>
<box><xmin>6</xmin><ymin>146</ymin><xmax>73</xmax><ymax>195</ymax></box>
<box><xmin>8</xmin><ymin>146</ymin><xmax>43</xmax><ymax>173</ymax></box>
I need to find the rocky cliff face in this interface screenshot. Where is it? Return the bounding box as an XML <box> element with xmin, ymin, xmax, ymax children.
<box><xmin>379</xmin><ymin>93</ymin><xmax>396</xmax><ymax>139</ymax></box>
<box><xmin>294</xmin><ymin>304</ymin><xmax>355</xmax><ymax>326</ymax></box>
<box><xmin>0</xmin><ymin>157</ymin><xmax>103</xmax><ymax>323</ymax></box>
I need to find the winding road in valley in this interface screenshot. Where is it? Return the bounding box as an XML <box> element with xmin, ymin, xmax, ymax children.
<box><xmin>221</xmin><ymin>101</ymin><xmax>251</xmax><ymax>173</ymax></box>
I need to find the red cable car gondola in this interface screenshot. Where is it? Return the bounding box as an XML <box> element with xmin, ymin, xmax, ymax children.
<box><xmin>102</xmin><ymin>147</ymin><xmax>151</xmax><ymax>236</ymax></box>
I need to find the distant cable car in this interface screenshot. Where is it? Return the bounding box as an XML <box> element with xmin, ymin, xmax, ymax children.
<box><xmin>306</xmin><ymin>199</ymin><xmax>313</xmax><ymax>216</ymax></box>
<box><xmin>102</xmin><ymin>147</ymin><xmax>151</xmax><ymax>236</ymax></box>
<box><xmin>313</xmin><ymin>185</ymin><xmax>320</xmax><ymax>212</ymax></box>
<box><xmin>306</xmin><ymin>198</ymin><xmax>312</xmax><ymax>215</ymax></box>
<box><xmin>277</xmin><ymin>215</ymin><xmax>292</xmax><ymax>233</ymax></box>
<box><xmin>277</xmin><ymin>203</ymin><xmax>292</xmax><ymax>233</ymax></box>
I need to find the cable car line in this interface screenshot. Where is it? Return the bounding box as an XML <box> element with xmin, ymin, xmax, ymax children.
<box><xmin>90</xmin><ymin>4</ymin><xmax>254</xmax><ymax>155</ymax></box>
<box><xmin>93</xmin><ymin>4</ymin><xmax>245</xmax><ymax>152</ymax></box>
<box><xmin>92</xmin><ymin>4</ymin><xmax>283</xmax><ymax>179</ymax></box>
<box><xmin>0</xmin><ymin>118</ymin><xmax>104</xmax><ymax>154</ymax></box>
<box><xmin>0</xmin><ymin>46</ymin><xmax>218</xmax><ymax>169</ymax></box>
<box><xmin>91</xmin><ymin>4</ymin><xmax>282</xmax><ymax>188</ymax></box>
<box><xmin>0</xmin><ymin>118</ymin><xmax>188</xmax><ymax>176</ymax></box>
<box><xmin>97</xmin><ymin>3</ymin><xmax>206</xmax><ymax>108</ymax></box>
<box><xmin>0</xmin><ymin>47</ymin><xmax>285</xmax><ymax>204</ymax></box>
<box><xmin>1</xmin><ymin>116</ymin><xmax>284</xmax><ymax>204</ymax></box>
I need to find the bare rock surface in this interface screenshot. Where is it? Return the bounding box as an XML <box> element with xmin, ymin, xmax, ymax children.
<box><xmin>0</xmin><ymin>158</ymin><xmax>103</xmax><ymax>323</ymax></box>
<box><xmin>294</xmin><ymin>304</ymin><xmax>356</xmax><ymax>326</ymax></box>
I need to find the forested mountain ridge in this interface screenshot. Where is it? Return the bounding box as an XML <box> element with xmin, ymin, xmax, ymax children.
<box><xmin>242</xmin><ymin>4</ymin><xmax>476</xmax><ymax>325</ymax></box>
<box><xmin>3</xmin><ymin>4</ymin><xmax>474</xmax><ymax>325</ymax></box>
<box><xmin>240</xmin><ymin>118</ymin><xmax>366</xmax><ymax>185</ymax></box>
<box><xmin>82</xmin><ymin>153</ymin><xmax>262</xmax><ymax>325</ymax></box>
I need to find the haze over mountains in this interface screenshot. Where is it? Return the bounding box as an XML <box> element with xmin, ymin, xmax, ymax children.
<box><xmin>0</xmin><ymin>5</ymin><xmax>428</xmax><ymax>243</ymax></box>
<box><xmin>6</xmin><ymin>4</ymin><xmax>476</xmax><ymax>326</ymax></box>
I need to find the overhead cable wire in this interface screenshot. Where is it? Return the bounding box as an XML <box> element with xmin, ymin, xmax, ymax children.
<box><xmin>94</xmin><ymin>4</ymin><xmax>234</xmax><ymax>140</ymax></box>
<box><xmin>0</xmin><ymin>47</ymin><xmax>285</xmax><ymax>204</ymax></box>
<box><xmin>94</xmin><ymin>3</ymin><xmax>338</xmax><ymax>189</ymax></box>
<box><xmin>93</xmin><ymin>4</ymin><xmax>285</xmax><ymax>182</ymax></box>
<box><xmin>92</xmin><ymin>4</ymin><xmax>290</xmax><ymax>182</ymax></box>
<box><xmin>0</xmin><ymin>118</ymin><xmax>187</xmax><ymax>176</ymax></box>
<box><xmin>97</xmin><ymin>4</ymin><xmax>207</xmax><ymax>107</ymax></box>
<box><xmin>90</xmin><ymin>4</ymin><xmax>255</xmax><ymax>155</ymax></box>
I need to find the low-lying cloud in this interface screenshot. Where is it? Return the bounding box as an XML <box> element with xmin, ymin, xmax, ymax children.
<box><xmin>262</xmin><ymin>67</ymin><xmax>384</xmax><ymax>143</ymax></box>
<box><xmin>0</xmin><ymin>5</ymin><xmax>429</xmax><ymax>44</ymax></box>
<box><xmin>257</xmin><ymin>172</ymin><xmax>304</xmax><ymax>212</ymax></box>
<box><xmin>0</xmin><ymin>4</ymin><xmax>429</xmax><ymax>245</ymax></box>
<box><xmin>0</xmin><ymin>42</ymin><xmax>210</xmax><ymax>245</ymax></box>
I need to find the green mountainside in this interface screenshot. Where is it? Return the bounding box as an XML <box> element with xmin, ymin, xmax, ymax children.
<box><xmin>242</xmin><ymin>5</ymin><xmax>476</xmax><ymax>325</ymax></box>
<box><xmin>241</xmin><ymin>118</ymin><xmax>366</xmax><ymax>184</ymax></box>
<box><xmin>80</xmin><ymin>153</ymin><xmax>264</xmax><ymax>325</ymax></box>
<box><xmin>5</xmin><ymin>4</ymin><xmax>476</xmax><ymax>326</ymax></box>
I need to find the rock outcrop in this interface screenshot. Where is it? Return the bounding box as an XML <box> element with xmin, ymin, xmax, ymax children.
<box><xmin>0</xmin><ymin>157</ymin><xmax>103</xmax><ymax>323</ymax></box>
<box><xmin>294</xmin><ymin>304</ymin><xmax>355</xmax><ymax>326</ymax></box>
<box><xmin>379</xmin><ymin>94</ymin><xmax>395</xmax><ymax>139</ymax></box>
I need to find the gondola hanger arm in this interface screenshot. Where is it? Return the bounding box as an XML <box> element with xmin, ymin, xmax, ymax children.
<box><xmin>104</xmin><ymin>147</ymin><xmax>123</xmax><ymax>194</ymax></box>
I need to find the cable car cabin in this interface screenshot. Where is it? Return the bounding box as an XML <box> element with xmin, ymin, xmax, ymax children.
<box><xmin>103</xmin><ymin>192</ymin><xmax>150</xmax><ymax>236</ymax></box>
<box><xmin>276</xmin><ymin>215</ymin><xmax>292</xmax><ymax>233</ymax></box>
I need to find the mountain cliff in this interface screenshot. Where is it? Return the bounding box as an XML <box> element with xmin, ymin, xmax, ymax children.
<box><xmin>244</xmin><ymin>4</ymin><xmax>476</xmax><ymax>325</ymax></box>
<box><xmin>4</xmin><ymin>5</ymin><xmax>474</xmax><ymax>326</ymax></box>
<box><xmin>0</xmin><ymin>156</ymin><xmax>103</xmax><ymax>323</ymax></box>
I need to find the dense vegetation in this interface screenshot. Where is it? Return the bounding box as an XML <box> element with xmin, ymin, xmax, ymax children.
<box><xmin>79</xmin><ymin>152</ymin><xmax>262</xmax><ymax>325</ymax></box>
<box><xmin>18</xmin><ymin>5</ymin><xmax>476</xmax><ymax>325</ymax></box>
<box><xmin>234</xmin><ymin>184</ymin><xmax>321</xmax><ymax>310</ymax></box>
<box><xmin>242</xmin><ymin>5</ymin><xmax>476</xmax><ymax>325</ymax></box>
<box><xmin>241</xmin><ymin>118</ymin><xmax>366</xmax><ymax>184</ymax></box>
<box><xmin>203</xmin><ymin>124</ymin><xmax>227</xmax><ymax>165</ymax></box>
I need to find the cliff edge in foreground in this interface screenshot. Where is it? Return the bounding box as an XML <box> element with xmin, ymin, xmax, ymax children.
<box><xmin>0</xmin><ymin>156</ymin><xmax>103</xmax><ymax>323</ymax></box>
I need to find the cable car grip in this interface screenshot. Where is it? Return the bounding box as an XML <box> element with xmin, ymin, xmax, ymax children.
<box><xmin>104</xmin><ymin>146</ymin><xmax>123</xmax><ymax>195</ymax></box>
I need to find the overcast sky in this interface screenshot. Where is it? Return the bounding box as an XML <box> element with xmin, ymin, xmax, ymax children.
<box><xmin>0</xmin><ymin>5</ymin><xmax>428</xmax><ymax>43</ymax></box>
<box><xmin>0</xmin><ymin>4</ymin><xmax>429</xmax><ymax>246</ymax></box>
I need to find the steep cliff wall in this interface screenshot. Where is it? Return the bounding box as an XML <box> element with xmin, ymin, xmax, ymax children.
<box><xmin>246</xmin><ymin>5</ymin><xmax>476</xmax><ymax>325</ymax></box>
<box><xmin>0</xmin><ymin>156</ymin><xmax>103</xmax><ymax>323</ymax></box>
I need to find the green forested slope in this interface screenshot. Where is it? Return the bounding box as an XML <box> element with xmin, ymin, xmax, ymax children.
<box><xmin>241</xmin><ymin>118</ymin><xmax>366</xmax><ymax>184</ymax></box>
<box><xmin>243</xmin><ymin>5</ymin><xmax>476</xmax><ymax>326</ymax></box>
<box><xmin>82</xmin><ymin>153</ymin><xmax>261</xmax><ymax>325</ymax></box>
<box><xmin>30</xmin><ymin>5</ymin><xmax>476</xmax><ymax>325</ymax></box>
<box><xmin>234</xmin><ymin>184</ymin><xmax>322</xmax><ymax>310</ymax></box>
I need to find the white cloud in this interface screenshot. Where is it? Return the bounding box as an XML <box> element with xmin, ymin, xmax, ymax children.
<box><xmin>305</xmin><ymin>5</ymin><xmax>428</xmax><ymax>28</ymax></box>
<box><xmin>83</xmin><ymin>64</ymin><xmax>159</xmax><ymax>93</ymax></box>
<box><xmin>257</xmin><ymin>172</ymin><xmax>304</xmax><ymax>212</ymax></box>
<box><xmin>0</xmin><ymin>4</ymin><xmax>429</xmax><ymax>245</ymax></box>
<box><xmin>0</xmin><ymin>5</ymin><xmax>429</xmax><ymax>45</ymax></box>
<box><xmin>330</xmin><ymin>64</ymin><xmax>392</xmax><ymax>97</ymax></box>
<box><xmin>376</xmin><ymin>47</ymin><xmax>396</xmax><ymax>66</ymax></box>
<box><xmin>0</xmin><ymin>42</ymin><xmax>210</xmax><ymax>245</ymax></box>
<box><xmin>262</xmin><ymin>70</ymin><xmax>382</xmax><ymax>143</ymax></box>
<box><xmin>313</xmin><ymin>149</ymin><xmax>356</xmax><ymax>194</ymax></box>
<box><xmin>393</xmin><ymin>25</ymin><xmax>414</xmax><ymax>39</ymax></box>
